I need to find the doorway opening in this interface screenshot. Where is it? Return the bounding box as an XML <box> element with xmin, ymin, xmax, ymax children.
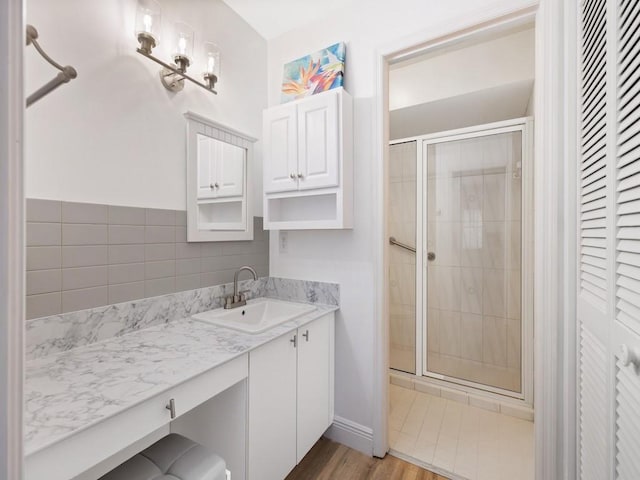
<box><xmin>385</xmin><ymin>21</ymin><xmax>535</xmax><ymax>479</ymax></box>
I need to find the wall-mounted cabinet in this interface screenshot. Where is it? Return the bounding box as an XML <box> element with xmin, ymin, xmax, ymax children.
<box><xmin>263</xmin><ymin>88</ymin><xmax>353</xmax><ymax>230</ymax></box>
<box><xmin>186</xmin><ymin>112</ymin><xmax>256</xmax><ymax>241</ymax></box>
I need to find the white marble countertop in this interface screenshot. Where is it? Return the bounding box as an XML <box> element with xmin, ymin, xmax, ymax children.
<box><xmin>24</xmin><ymin>303</ymin><xmax>338</xmax><ymax>456</ymax></box>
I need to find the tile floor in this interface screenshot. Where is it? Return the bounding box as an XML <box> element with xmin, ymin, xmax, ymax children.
<box><xmin>389</xmin><ymin>384</ymin><xmax>534</xmax><ymax>480</ymax></box>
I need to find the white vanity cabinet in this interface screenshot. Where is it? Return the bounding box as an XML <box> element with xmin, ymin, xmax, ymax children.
<box><xmin>263</xmin><ymin>88</ymin><xmax>353</xmax><ymax>230</ymax></box>
<box><xmin>248</xmin><ymin>312</ymin><xmax>335</xmax><ymax>480</ymax></box>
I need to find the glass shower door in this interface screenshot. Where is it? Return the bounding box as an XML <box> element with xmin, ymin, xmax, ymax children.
<box><xmin>425</xmin><ymin>130</ymin><xmax>523</xmax><ymax>394</ymax></box>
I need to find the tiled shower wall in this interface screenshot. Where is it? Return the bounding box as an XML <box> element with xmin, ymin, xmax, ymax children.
<box><xmin>389</xmin><ymin>141</ymin><xmax>417</xmax><ymax>374</ymax></box>
<box><xmin>26</xmin><ymin>199</ymin><xmax>269</xmax><ymax>319</ymax></box>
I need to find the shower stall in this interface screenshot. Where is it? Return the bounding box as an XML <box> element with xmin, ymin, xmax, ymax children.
<box><xmin>388</xmin><ymin>118</ymin><xmax>533</xmax><ymax>402</ymax></box>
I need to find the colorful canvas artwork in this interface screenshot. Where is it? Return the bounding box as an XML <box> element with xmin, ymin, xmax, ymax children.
<box><xmin>281</xmin><ymin>42</ymin><xmax>346</xmax><ymax>103</ymax></box>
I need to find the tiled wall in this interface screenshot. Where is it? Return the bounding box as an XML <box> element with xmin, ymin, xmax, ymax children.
<box><xmin>26</xmin><ymin>199</ymin><xmax>269</xmax><ymax>320</ymax></box>
<box><xmin>389</xmin><ymin>141</ymin><xmax>417</xmax><ymax>375</ymax></box>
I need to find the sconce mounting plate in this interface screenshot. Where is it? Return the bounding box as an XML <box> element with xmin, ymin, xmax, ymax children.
<box><xmin>160</xmin><ymin>67</ymin><xmax>185</xmax><ymax>92</ymax></box>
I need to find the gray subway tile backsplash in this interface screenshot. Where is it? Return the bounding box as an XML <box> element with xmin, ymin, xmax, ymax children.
<box><xmin>27</xmin><ymin>222</ymin><xmax>61</xmax><ymax>246</ymax></box>
<box><xmin>26</xmin><ymin>200</ymin><xmax>269</xmax><ymax>319</ymax></box>
<box><xmin>62</xmin><ymin>286</ymin><xmax>108</xmax><ymax>312</ymax></box>
<box><xmin>62</xmin><ymin>266</ymin><xmax>108</xmax><ymax>291</ymax></box>
<box><xmin>146</xmin><ymin>208</ymin><xmax>176</xmax><ymax>226</ymax></box>
<box><xmin>108</xmin><ymin>205</ymin><xmax>146</xmax><ymax>225</ymax></box>
<box><xmin>145</xmin><ymin>277</ymin><xmax>175</xmax><ymax>297</ymax></box>
<box><xmin>176</xmin><ymin>258</ymin><xmax>201</xmax><ymax>276</ymax></box>
<box><xmin>62</xmin><ymin>224</ymin><xmax>108</xmax><ymax>245</ymax></box>
<box><xmin>26</xmin><ymin>292</ymin><xmax>62</xmax><ymax>319</ymax></box>
<box><xmin>27</xmin><ymin>199</ymin><xmax>61</xmax><ymax>223</ymax></box>
<box><xmin>176</xmin><ymin>242</ymin><xmax>201</xmax><ymax>259</ymax></box>
<box><xmin>27</xmin><ymin>269</ymin><xmax>62</xmax><ymax>295</ymax></box>
<box><xmin>61</xmin><ymin>245</ymin><xmax>108</xmax><ymax>268</ymax></box>
<box><xmin>175</xmin><ymin>211</ymin><xmax>187</xmax><ymax>226</ymax></box>
<box><xmin>145</xmin><ymin>225</ymin><xmax>175</xmax><ymax>243</ymax></box>
<box><xmin>108</xmin><ymin>281</ymin><xmax>145</xmax><ymax>304</ymax></box>
<box><xmin>27</xmin><ymin>246</ymin><xmax>62</xmax><ymax>271</ymax></box>
<box><xmin>61</xmin><ymin>201</ymin><xmax>108</xmax><ymax>224</ymax></box>
<box><xmin>108</xmin><ymin>263</ymin><xmax>145</xmax><ymax>284</ymax></box>
<box><xmin>145</xmin><ymin>260</ymin><xmax>176</xmax><ymax>280</ymax></box>
<box><xmin>145</xmin><ymin>243</ymin><xmax>175</xmax><ymax>262</ymax></box>
<box><xmin>176</xmin><ymin>274</ymin><xmax>201</xmax><ymax>292</ymax></box>
<box><xmin>108</xmin><ymin>225</ymin><xmax>145</xmax><ymax>244</ymax></box>
<box><xmin>108</xmin><ymin>244</ymin><xmax>145</xmax><ymax>264</ymax></box>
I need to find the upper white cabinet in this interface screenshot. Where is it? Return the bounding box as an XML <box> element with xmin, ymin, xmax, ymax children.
<box><xmin>186</xmin><ymin>112</ymin><xmax>255</xmax><ymax>242</ymax></box>
<box><xmin>263</xmin><ymin>105</ymin><xmax>299</xmax><ymax>194</ymax></box>
<box><xmin>263</xmin><ymin>88</ymin><xmax>353</xmax><ymax>230</ymax></box>
<box><xmin>197</xmin><ymin>135</ymin><xmax>245</xmax><ymax>200</ymax></box>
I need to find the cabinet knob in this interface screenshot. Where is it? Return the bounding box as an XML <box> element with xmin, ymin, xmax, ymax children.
<box><xmin>302</xmin><ymin>329</ymin><xmax>309</xmax><ymax>342</ymax></box>
<box><xmin>166</xmin><ymin>398</ymin><xmax>176</xmax><ymax>419</ymax></box>
<box><xmin>290</xmin><ymin>334</ymin><xmax>297</xmax><ymax>348</ymax></box>
<box><xmin>290</xmin><ymin>173</ymin><xmax>297</xmax><ymax>180</ymax></box>
<box><xmin>621</xmin><ymin>344</ymin><xmax>640</xmax><ymax>369</ymax></box>
<box><xmin>214</xmin><ymin>182</ymin><xmax>219</xmax><ymax>189</ymax></box>
<box><xmin>209</xmin><ymin>183</ymin><xmax>215</xmax><ymax>189</ymax></box>
<box><xmin>297</xmin><ymin>173</ymin><xmax>304</xmax><ymax>179</ymax></box>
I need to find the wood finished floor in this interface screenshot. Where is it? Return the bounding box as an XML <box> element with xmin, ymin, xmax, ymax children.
<box><xmin>286</xmin><ymin>437</ymin><xmax>449</xmax><ymax>480</ymax></box>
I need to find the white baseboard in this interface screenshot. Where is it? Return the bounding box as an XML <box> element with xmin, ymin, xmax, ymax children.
<box><xmin>325</xmin><ymin>416</ymin><xmax>373</xmax><ymax>456</ymax></box>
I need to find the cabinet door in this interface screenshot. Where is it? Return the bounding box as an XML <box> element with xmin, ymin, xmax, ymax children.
<box><xmin>296</xmin><ymin>314</ymin><xmax>333</xmax><ymax>462</ymax></box>
<box><xmin>248</xmin><ymin>332</ymin><xmax>297</xmax><ymax>480</ymax></box>
<box><xmin>196</xmin><ymin>134</ymin><xmax>216</xmax><ymax>199</ymax></box>
<box><xmin>264</xmin><ymin>104</ymin><xmax>298</xmax><ymax>193</ymax></box>
<box><xmin>297</xmin><ymin>91</ymin><xmax>339</xmax><ymax>191</ymax></box>
<box><xmin>216</xmin><ymin>142</ymin><xmax>245</xmax><ymax>198</ymax></box>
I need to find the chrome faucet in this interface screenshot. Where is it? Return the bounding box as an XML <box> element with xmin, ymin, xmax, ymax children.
<box><xmin>224</xmin><ymin>265</ymin><xmax>258</xmax><ymax>309</ymax></box>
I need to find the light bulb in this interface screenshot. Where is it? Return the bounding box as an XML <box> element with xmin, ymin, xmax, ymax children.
<box><xmin>178</xmin><ymin>36</ymin><xmax>187</xmax><ymax>55</ymax></box>
<box><xmin>207</xmin><ymin>56</ymin><xmax>215</xmax><ymax>74</ymax></box>
<box><xmin>143</xmin><ymin>13</ymin><xmax>152</xmax><ymax>33</ymax></box>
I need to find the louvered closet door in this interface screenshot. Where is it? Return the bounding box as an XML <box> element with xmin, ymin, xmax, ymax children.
<box><xmin>578</xmin><ymin>0</ymin><xmax>611</xmax><ymax>478</ymax></box>
<box><xmin>613</xmin><ymin>0</ymin><xmax>640</xmax><ymax>478</ymax></box>
<box><xmin>578</xmin><ymin>1</ymin><xmax>640</xmax><ymax>479</ymax></box>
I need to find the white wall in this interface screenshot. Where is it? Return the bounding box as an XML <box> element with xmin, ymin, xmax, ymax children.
<box><xmin>389</xmin><ymin>27</ymin><xmax>535</xmax><ymax>111</ymax></box>
<box><xmin>25</xmin><ymin>0</ymin><xmax>267</xmax><ymax>212</ymax></box>
<box><xmin>267</xmin><ymin>0</ymin><xmax>536</xmax><ymax>452</ymax></box>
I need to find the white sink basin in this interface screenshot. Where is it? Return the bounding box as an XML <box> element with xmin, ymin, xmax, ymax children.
<box><xmin>192</xmin><ymin>298</ymin><xmax>316</xmax><ymax>334</ymax></box>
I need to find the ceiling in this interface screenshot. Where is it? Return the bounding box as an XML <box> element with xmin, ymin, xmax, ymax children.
<box><xmin>222</xmin><ymin>0</ymin><xmax>353</xmax><ymax>40</ymax></box>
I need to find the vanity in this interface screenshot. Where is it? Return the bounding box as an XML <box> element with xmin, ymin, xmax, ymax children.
<box><xmin>24</xmin><ymin>284</ymin><xmax>337</xmax><ymax>480</ymax></box>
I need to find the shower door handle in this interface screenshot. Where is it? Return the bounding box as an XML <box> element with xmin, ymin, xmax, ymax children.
<box><xmin>427</xmin><ymin>252</ymin><xmax>436</xmax><ymax>261</ymax></box>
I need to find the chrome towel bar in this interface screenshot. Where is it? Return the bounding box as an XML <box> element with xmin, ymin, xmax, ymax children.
<box><xmin>389</xmin><ymin>236</ymin><xmax>416</xmax><ymax>253</ymax></box>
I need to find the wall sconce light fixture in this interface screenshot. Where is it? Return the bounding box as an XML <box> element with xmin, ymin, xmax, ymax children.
<box><xmin>135</xmin><ymin>0</ymin><xmax>219</xmax><ymax>95</ymax></box>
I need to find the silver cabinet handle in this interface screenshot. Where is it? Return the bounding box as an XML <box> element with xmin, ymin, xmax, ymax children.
<box><xmin>290</xmin><ymin>334</ymin><xmax>297</xmax><ymax>348</ymax></box>
<box><xmin>166</xmin><ymin>398</ymin><xmax>176</xmax><ymax>419</ymax></box>
<box><xmin>302</xmin><ymin>330</ymin><xmax>309</xmax><ymax>342</ymax></box>
<box><xmin>297</xmin><ymin>173</ymin><xmax>304</xmax><ymax>179</ymax></box>
<box><xmin>290</xmin><ymin>173</ymin><xmax>296</xmax><ymax>179</ymax></box>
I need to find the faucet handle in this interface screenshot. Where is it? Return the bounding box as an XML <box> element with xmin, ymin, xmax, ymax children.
<box><xmin>239</xmin><ymin>290</ymin><xmax>250</xmax><ymax>301</ymax></box>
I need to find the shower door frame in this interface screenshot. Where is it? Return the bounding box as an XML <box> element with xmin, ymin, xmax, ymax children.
<box><xmin>392</xmin><ymin>117</ymin><xmax>534</xmax><ymax>405</ymax></box>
